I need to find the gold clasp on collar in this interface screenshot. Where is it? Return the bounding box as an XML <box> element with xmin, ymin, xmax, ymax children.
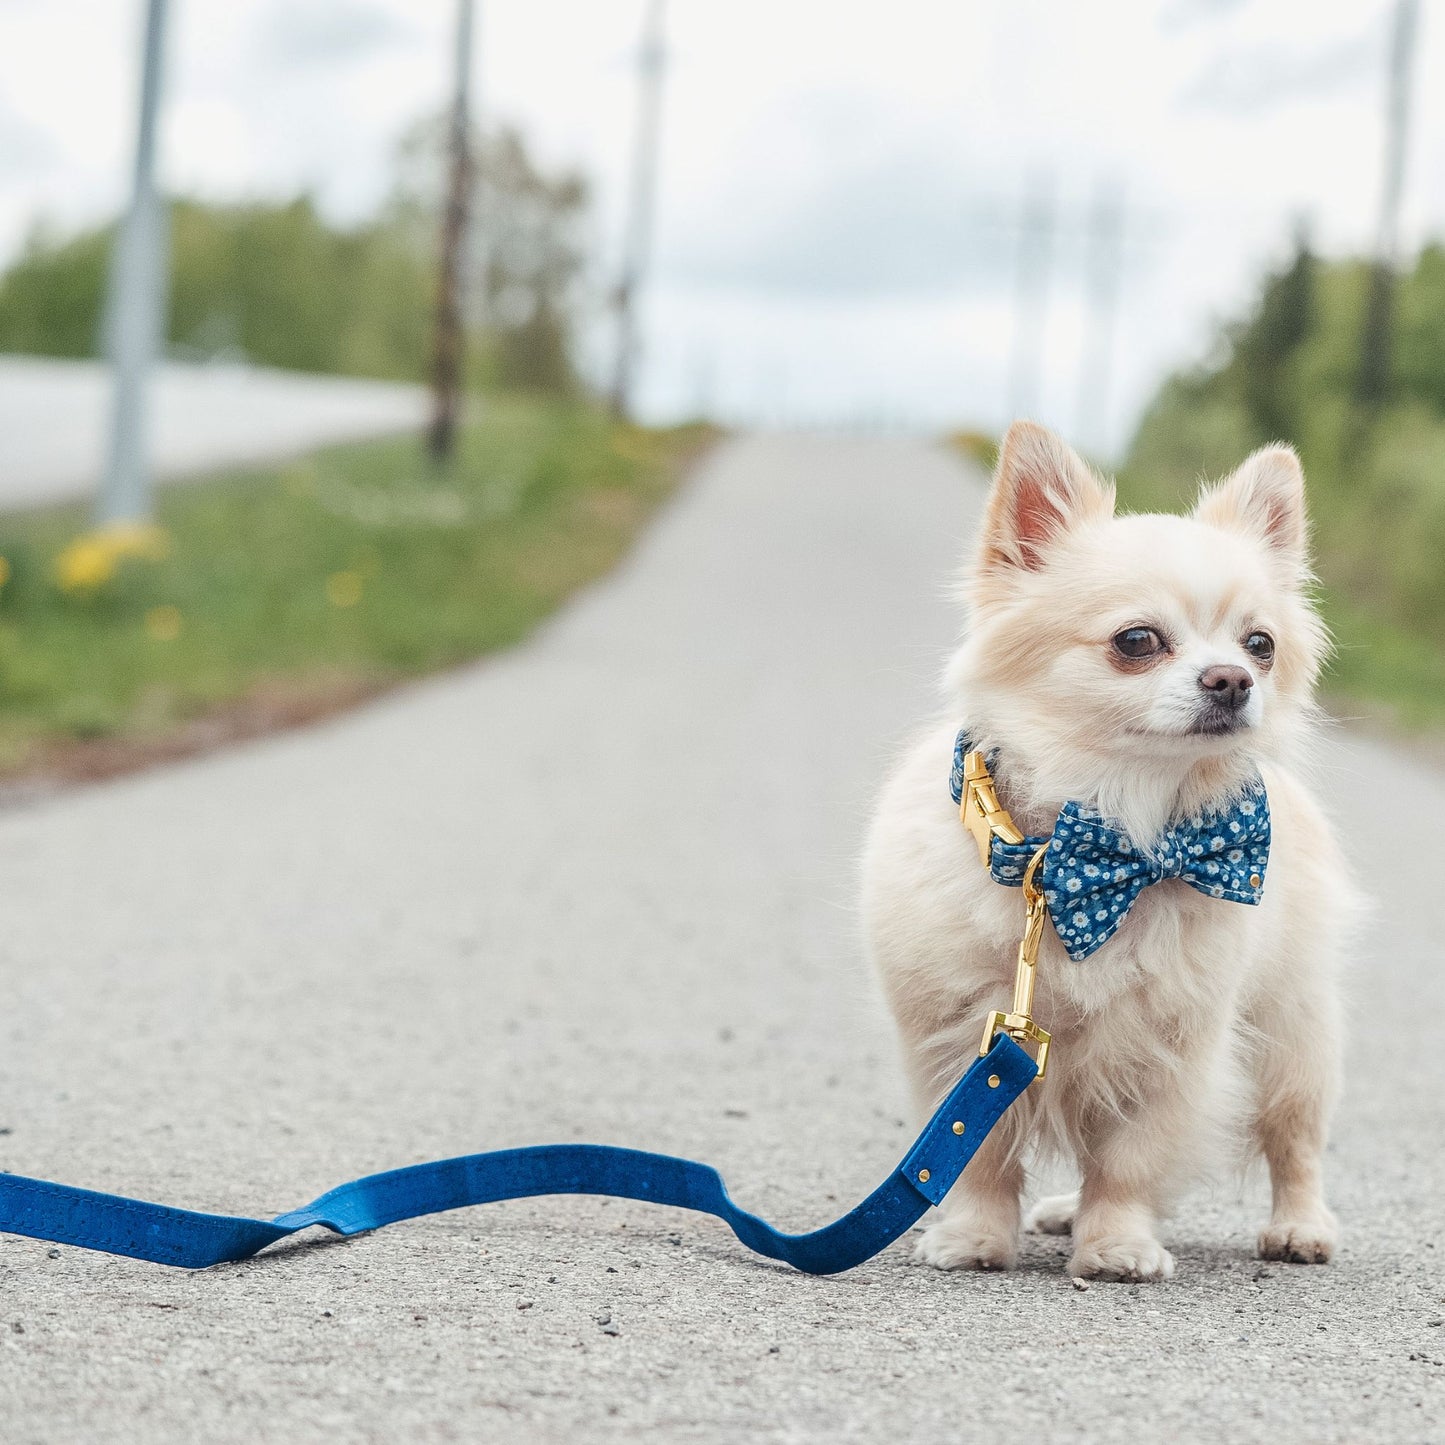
<box><xmin>959</xmin><ymin>749</ymin><xmax>1024</xmax><ymax>866</ymax></box>
<box><xmin>961</xmin><ymin>745</ymin><xmax>1052</xmax><ymax>1082</ymax></box>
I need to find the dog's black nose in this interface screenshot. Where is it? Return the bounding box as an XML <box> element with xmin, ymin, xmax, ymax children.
<box><xmin>1199</xmin><ymin>664</ymin><xmax>1253</xmax><ymax>710</ymax></box>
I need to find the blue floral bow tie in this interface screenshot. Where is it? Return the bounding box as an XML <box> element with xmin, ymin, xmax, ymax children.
<box><xmin>950</xmin><ymin>730</ymin><xmax>1270</xmax><ymax>961</ymax></box>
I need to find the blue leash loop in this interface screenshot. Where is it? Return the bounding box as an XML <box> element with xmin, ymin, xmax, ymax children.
<box><xmin>0</xmin><ymin>1035</ymin><xmax>1034</xmax><ymax>1274</ymax></box>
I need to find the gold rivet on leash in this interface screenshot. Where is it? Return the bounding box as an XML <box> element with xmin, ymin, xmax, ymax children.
<box><xmin>1250</xmin><ymin>873</ymin><xmax>1262</xmax><ymax>888</ymax></box>
<box><xmin>987</xmin><ymin>1075</ymin><xmax>1000</xmax><ymax>1089</ymax></box>
<box><xmin>952</xmin><ymin>1121</ymin><xmax>965</xmax><ymax>1135</ymax></box>
<box><xmin>918</xmin><ymin>1168</ymin><xmax>931</xmax><ymax>1183</ymax></box>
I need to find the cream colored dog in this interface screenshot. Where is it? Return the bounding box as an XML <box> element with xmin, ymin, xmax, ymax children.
<box><xmin>862</xmin><ymin>421</ymin><xmax>1353</xmax><ymax>1282</ymax></box>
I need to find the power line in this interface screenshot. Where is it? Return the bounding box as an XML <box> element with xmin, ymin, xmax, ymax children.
<box><xmin>1006</xmin><ymin>172</ymin><xmax>1056</xmax><ymax>423</ymax></box>
<box><xmin>610</xmin><ymin>0</ymin><xmax>667</xmax><ymax>422</ymax></box>
<box><xmin>1075</xmin><ymin>178</ymin><xmax>1127</xmax><ymax>458</ymax></box>
<box><xmin>96</xmin><ymin>0</ymin><xmax>170</xmax><ymax>525</ymax></box>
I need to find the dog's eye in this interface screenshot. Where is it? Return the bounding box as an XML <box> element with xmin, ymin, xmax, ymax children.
<box><xmin>1244</xmin><ymin>631</ymin><xmax>1275</xmax><ymax>665</ymax></box>
<box><xmin>1112</xmin><ymin>627</ymin><xmax>1166</xmax><ymax>660</ymax></box>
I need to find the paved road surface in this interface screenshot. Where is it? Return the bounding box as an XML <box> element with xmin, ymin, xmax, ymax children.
<box><xmin>0</xmin><ymin>435</ymin><xmax>1440</xmax><ymax>1443</ymax></box>
<box><xmin>0</xmin><ymin>355</ymin><xmax>426</xmax><ymax>509</ymax></box>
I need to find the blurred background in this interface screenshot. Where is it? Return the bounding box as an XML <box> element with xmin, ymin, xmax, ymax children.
<box><xmin>0</xmin><ymin>0</ymin><xmax>1440</xmax><ymax>782</ymax></box>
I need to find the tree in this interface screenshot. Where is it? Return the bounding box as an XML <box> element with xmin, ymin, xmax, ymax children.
<box><xmin>1230</xmin><ymin>226</ymin><xmax>1317</xmax><ymax>443</ymax></box>
<box><xmin>388</xmin><ymin>120</ymin><xmax>590</xmax><ymax>396</ymax></box>
<box><xmin>0</xmin><ymin>119</ymin><xmax>592</xmax><ymax>397</ymax></box>
<box><xmin>0</xmin><ymin>223</ymin><xmax>113</xmax><ymax>358</ymax></box>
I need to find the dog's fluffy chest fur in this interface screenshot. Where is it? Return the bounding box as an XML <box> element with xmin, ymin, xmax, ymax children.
<box><xmin>865</xmin><ymin>722</ymin><xmax>1265</xmax><ymax>1083</ymax></box>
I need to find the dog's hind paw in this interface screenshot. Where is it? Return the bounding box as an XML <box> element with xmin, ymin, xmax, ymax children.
<box><xmin>914</xmin><ymin>1216</ymin><xmax>1018</xmax><ymax>1271</ymax></box>
<box><xmin>1069</xmin><ymin>1234</ymin><xmax>1175</xmax><ymax>1282</ymax></box>
<box><xmin>1257</xmin><ymin>1216</ymin><xmax>1336</xmax><ymax>1264</ymax></box>
<box><xmin>1026</xmin><ymin>1192</ymin><xmax>1078</xmax><ymax>1236</ymax></box>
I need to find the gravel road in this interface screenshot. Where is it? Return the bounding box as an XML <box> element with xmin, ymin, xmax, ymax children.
<box><xmin>0</xmin><ymin>434</ymin><xmax>1440</xmax><ymax>1443</ymax></box>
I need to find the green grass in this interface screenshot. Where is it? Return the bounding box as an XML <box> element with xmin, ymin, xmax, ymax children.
<box><xmin>0</xmin><ymin>396</ymin><xmax>712</xmax><ymax>773</ymax></box>
<box><xmin>1318</xmin><ymin>593</ymin><xmax>1445</xmax><ymax>729</ymax></box>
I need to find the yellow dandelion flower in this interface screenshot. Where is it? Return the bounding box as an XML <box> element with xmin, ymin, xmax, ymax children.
<box><xmin>145</xmin><ymin>605</ymin><xmax>183</xmax><ymax>641</ymax></box>
<box><xmin>326</xmin><ymin>570</ymin><xmax>363</xmax><ymax>607</ymax></box>
<box><xmin>56</xmin><ymin>537</ymin><xmax>118</xmax><ymax>593</ymax></box>
<box><xmin>56</xmin><ymin>522</ymin><xmax>172</xmax><ymax>594</ymax></box>
<box><xmin>0</xmin><ymin>556</ymin><xmax>11</xmax><ymax>588</ymax></box>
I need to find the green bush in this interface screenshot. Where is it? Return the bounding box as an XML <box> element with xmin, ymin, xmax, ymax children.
<box><xmin>0</xmin><ymin>123</ymin><xmax>591</xmax><ymax>395</ymax></box>
<box><xmin>1120</xmin><ymin>236</ymin><xmax>1445</xmax><ymax>724</ymax></box>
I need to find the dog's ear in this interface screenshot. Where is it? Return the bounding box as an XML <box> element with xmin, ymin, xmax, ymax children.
<box><xmin>979</xmin><ymin>421</ymin><xmax>1114</xmax><ymax>572</ymax></box>
<box><xmin>1193</xmin><ymin>445</ymin><xmax>1308</xmax><ymax>566</ymax></box>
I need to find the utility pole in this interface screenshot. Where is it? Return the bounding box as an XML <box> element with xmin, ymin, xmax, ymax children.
<box><xmin>1075</xmin><ymin>178</ymin><xmax>1126</xmax><ymax>459</ymax></box>
<box><xmin>96</xmin><ymin>0</ymin><xmax>171</xmax><ymax>525</ymax></box>
<box><xmin>1006</xmin><ymin>172</ymin><xmax>1056</xmax><ymax>423</ymax></box>
<box><xmin>1353</xmin><ymin>0</ymin><xmax>1419</xmax><ymax>413</ymax></box>
<box><xmin>427</xmin><ymin>0</ymin><xmax>477</xmax><ymax>464</ymax></box>
<box><xmin>610</xmin><ymin>0</ymin><xmax>666</xmax><ymax>421</ymax></box>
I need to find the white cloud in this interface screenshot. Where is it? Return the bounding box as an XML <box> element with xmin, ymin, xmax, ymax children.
<box><xmin>1182</xmin><ymin>27</ymin><xmax>1384</xmax><ymax>114</ymax></box>
<box><xmin>0</xmin><ymin>0</ymin><xmax>1437</xmax><ymax>453</ymax></box>
<box><xmin>248</xmin><ymin>0</ymin><xmax>418</xmax><ymax>71</ymax></box>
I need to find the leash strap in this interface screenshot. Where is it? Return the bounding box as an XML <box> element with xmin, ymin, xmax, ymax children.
<box><xmin>0</xmin><ymin>1035</ymin><xmax>1035</xmax><ymax>1275</ymax></box>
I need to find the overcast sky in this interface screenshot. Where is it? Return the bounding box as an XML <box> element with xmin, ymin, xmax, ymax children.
<box><xmin>0</xmin><ymin>0</ymin><xmax>1439</xmax><ymax>453</ymax></box>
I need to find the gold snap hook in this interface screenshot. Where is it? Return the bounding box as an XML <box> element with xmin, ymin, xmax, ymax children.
<box><xmin>961</xmin><ymin>747</ymin><xmax>1054</xmax><ymax>1081</ymax></box>
<box><xmin>978</xmin><ymin>840</ymin><xmax>1053</xmax><ymax>1079</ymax></box>
<box><xmin>960</xmin><ymin>749</ymin><xmax>1025</xmax><ymax>865</ymax></box>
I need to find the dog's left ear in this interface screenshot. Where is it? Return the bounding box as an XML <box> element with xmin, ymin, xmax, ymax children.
<box><xmin>1193</xmin><ymin>446</ymin><xmax>1308</xmax><ymax>566</ymax></box>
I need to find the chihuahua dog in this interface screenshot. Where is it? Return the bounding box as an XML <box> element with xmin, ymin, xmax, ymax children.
<box><xmin>862</xmin><ymin>421</ymin><xmax>1353</xmax><ymax>1282</ymax></box>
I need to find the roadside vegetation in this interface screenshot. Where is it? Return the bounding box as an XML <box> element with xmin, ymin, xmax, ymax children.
<box><xmin>0</xmin><ymin>120</ymin><xmax>720</xmax><ymax>784</ymax></box>
<box><xmin>957</xmin><ymin>239</ymin><xmax>1445</xmax><ymax>729</ymax></box>
<box><xmin>1118</xmin><ymin>236</ymin><xmax>1445</xmax><ymax>728</ymax></box>
<box><xmin>0</xmin><ymin>122</ymin><xmax>587</xmax><ymax>394</ymax></box>
<box><xmin>0</xmin><ymin>400</ymin><xmax>711</xmax><ymax>781</ymax></box>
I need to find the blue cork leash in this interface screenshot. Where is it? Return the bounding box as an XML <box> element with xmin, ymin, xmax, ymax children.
<box><xmin>0</xmin><ymin>1035</ymin><xmax>1035</xmax><ymax>1274</ymax></box>
<box><xmin>1</xmin><ymin>733</ymin><xmax>1072</xmax><ymax>1276</ymax></box>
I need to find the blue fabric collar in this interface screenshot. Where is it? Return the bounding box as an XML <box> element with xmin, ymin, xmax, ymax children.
<box><xmin>950</xmin><ymin>729</ymin><xmax>1270</xmax><ymax>961</ymax></box>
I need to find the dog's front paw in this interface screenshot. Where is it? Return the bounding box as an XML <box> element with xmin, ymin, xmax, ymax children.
<box><xmin>1258</xmin><ymin>1215</ymin><xmax>1336</xmax><ymax>1264</ymax></box>
<box><xmin>1026</xmin><ymin>1192</ymin><xmax>1077</xmax><ymax>1236</ymax></box>
<box><xmin>1070</xmin><ymin>1234</ymin><xmax>1175</xmax><ymax>1282</ymax></box>
<box><xmin>914</xmin><ymin>1215</ymin><xmax>1019</xmax><ymax>1271</ymax></box>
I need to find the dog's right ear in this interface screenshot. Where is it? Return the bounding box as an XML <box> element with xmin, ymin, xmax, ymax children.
<box><xmin>978</xmin><ymin>421</ymin><xmax>1114</xmax><ymax>573</ymax></box>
